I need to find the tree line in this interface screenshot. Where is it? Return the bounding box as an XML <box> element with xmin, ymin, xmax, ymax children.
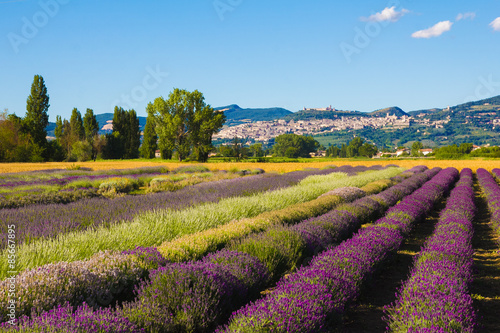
<box><xmin>325</xmin><ymin>137</ymin><xmax>378</xmax><ymax>158</ymax></box>
<box><xmin>0</xmin><ymin>76</ymin><xmax>226</xmax><ymax>162</ymax></box>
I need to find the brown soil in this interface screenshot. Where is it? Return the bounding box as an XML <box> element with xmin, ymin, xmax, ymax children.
<box><xmin>470</xmin><ymin>183</ymin><xmax>500</xmax><ymax>333</ymax></box>
<box><xmin>339</xmin><ymin>197</ymin><xmax>447</xmax><ymax>333</ymax></box>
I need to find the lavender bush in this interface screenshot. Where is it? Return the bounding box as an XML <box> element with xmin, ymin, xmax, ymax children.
<box><xmin>0</xmin><ymin>251</ymin><xmax>146</xmax><ymax>322</ymax></box>
<box><xmin>477</xmin><ymin>168</ymin><xmax>500</xmax><ymax>239</ymax></box>
<box><xmin>0</xmin><ymin>302</ymin><xmax>143</xmax><ymax>332</ymax></box>
<box><xmin>121</xmin><ymin>260</ymin><xmax>248</xmax><ymax>332</ymax></box>
<box><xmin>218</xmin><ymin>168</ymin><xmax>458</xmax><ymax>332</ymax></box>
<box><xmin>384</xmin><ymin>169</ymin><xmax>476</xmax><ymax>332</ymax></box>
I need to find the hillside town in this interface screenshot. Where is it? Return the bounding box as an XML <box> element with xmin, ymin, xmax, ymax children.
<box><xmin>213</xmin><ymin>113</ymin><xmax>440</xmax><ymax>142</ymax></box>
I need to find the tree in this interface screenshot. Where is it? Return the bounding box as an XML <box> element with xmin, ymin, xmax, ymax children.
<box><xmin>140</xmin><ymin>103</ymin><xmax>158</xmax><ymax>159</ymax></box>
<box><xmin>151</xmin><ymin>88</ymin><xmax>225</xmax><ymax>161</ymax></box>
<box><xmin>411</xmin><ymin>141</ymin><xmax>423</xmax><ymax>156</ymax></box>
<box><xmin>103</xmin><ymin>107</ymin><xmax>140</xmax><ymax>159</ymax></box>
<box><xmin>71</xmin><ymin>140</ymin><xmax>92</xmax><ymax>162</ymax></box>
<box><xmin>273</xmin><ymin>134</ymin><xmax>319</xmax><ymax>158</ymax></box>
<box><xmin>127</xmin><ymin>109</ymin><xmax>141</xmax><ymax>159</ymax></box>
<box><xmin>358</xmin><ymin>142</ymin><xmax>378</xmax><ymax>157</ymax></box>
<box><xmin>189</xmin><ymin>90</ymin><xmax>226</xmax><ymax>162</ymax></box>
<box><xmin>70</xmin><ymin>108</ymin><xmax>85</xmax><ymax>143</ymax></box>
<box><xmin>326</xmin><ymin>145</ymin><xmax>340</xmax><ymax>157</ymax></box>
<box><xmin>24</xmin><ymin>74</ymin><xmax>50</xmax><ymax>154</ymax></box>
<box><xmin>249</xmin><ymin>143</ymin><xmax>264</xmax><ymax>157</ymax></box>
<box><xmin>83</xmin><ymin>108</ymin><xmax>99</xmax><ymax>142</ymax></box>
<box><xmin>54</xmin><ymin>115</ymin><xmax>63</xmax><ymax>140</ymax></box>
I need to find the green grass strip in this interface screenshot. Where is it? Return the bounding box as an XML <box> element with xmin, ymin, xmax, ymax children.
<box><xmin>0</xmin><ymin>168</ymin><xmax>402</xmax><ymax>279</ymax></box>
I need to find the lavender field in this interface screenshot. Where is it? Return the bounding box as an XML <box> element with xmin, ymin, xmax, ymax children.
<box><xmin>0</xmin><ymin>165</ymin><xmax>499</xmax><ymax>332</ymax></box>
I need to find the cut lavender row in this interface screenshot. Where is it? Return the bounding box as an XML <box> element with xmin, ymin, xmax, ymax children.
<box><xmin>0</xmin><ymin>167</ymin><xmax>343</xmax><ymax>249</ymax></box>
<box><xmin>492</xmin><ymin>168</ymin><xmax>500</xmax><ymax>179</ymax></box>
<box><xmin>384</xmin><ymin>168</ymin><xmax>476</xmax><ymax>332</ymax></box>
<box><xmin>477</xmin><ymin>168</ymin><xmax>500</xmax><ymax>244</ymax></box>
<box><xmin>218</xmin><ymin>168</ymin><xmax>458</xmax><ymax>333</ymax></box>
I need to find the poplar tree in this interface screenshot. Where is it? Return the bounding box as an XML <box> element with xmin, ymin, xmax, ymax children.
<box><xmin>140</xmin><ymin>103</ymin><xmax>158</xmax><ymax>159</ymax></box>
<box><xmin>24</xmin><ymin>74</ymin><xmax>50</xmax><ymax>153</ymax></box>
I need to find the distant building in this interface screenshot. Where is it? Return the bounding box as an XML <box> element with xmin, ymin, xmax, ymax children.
<box><xmin>304</xmin><ymin>105</ymin><xmax>336</xmax><ymax>112</ymax></box>
<box><xmin>419</xmin><ymin>148</ymin><xmax>433</xmax><ymax>156</ymax></box>
<box><xmin>155</xmin><ymin>150</ymin><xmax>161</xmax><ymax>158</ymax></box>
<box><xmin>396</xmin><ymin>149</ymin><xmax>410</xmax><ymax>157</ymax></box>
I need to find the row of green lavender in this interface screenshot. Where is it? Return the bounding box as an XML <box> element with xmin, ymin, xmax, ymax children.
<box><xmin>0</xmin><ymin>166</ymin><xmax>352</xmax><ymax>250</ymax></box>
<box><xmin>218</xmin><ymin>167</ymin><xmax>458</xmax><ymax>332</ymax></box>
<box><xmin>0</xmin><ymin>166</ymin><xmax>400</xmax><ymax>278</ymax></box>
<box><xmin>0</xmin><ymin>166</ymin><xmax>425</xmax><ymax>331</ymax></box>
<box><xmin>384</xmin><ymin>168</ymin><xmax>477</xmax><ymax>332</ymax></box>
<box><xmin>477</xmin><ymin>168</ymin><xmax>500</xmax><ymax>246</ymax></box>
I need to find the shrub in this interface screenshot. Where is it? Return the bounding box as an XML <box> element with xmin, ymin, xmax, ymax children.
<box><xmin>98</xmin><ymin>178</ymin><xmax>139</xmax><ymax>196</ymax></box>
<box><xmin>121</xmin><ymin>262</ymin><xmax>245</xmax><ymax>332</ymax></box>
<box><xmin>228</xmin><ymin>226</ymin><xmax>305</xmax><ymax>282</ymax></box>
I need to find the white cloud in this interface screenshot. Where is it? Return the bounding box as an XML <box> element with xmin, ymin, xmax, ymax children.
<box><xmin>490</xmin><ymin>17</ymin><xmax>500</xmax><ymax>31</ymax></box>
<box><xmin>412</xmin><ymin>21</ymin><xmax>453</xmax><ymax>39</ymax></box>
<box><xmin>361</xmin><ymin>6</ymin><xmax>410</xmax><ymax>23</ymax></box>
<box><xmin>456</xmin><ymin>12</ymin><xmax>476</xmax><ymax>21</ymax></box>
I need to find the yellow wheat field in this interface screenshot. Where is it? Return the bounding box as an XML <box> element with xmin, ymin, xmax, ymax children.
<box><xmin>0</xmin><ymin>159</ymin><xmax>499</xmax><ymax>174</ymax></box>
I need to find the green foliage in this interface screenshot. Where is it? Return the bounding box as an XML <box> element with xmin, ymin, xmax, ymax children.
<box><xmin>139</xmin><ymin>104</ymin><xmax>158</xmax><ymax>159</ymax></box>
<box><xmin>229</xmin><ymin>226</ymin><xmax>305</xmax><ymax>281</ymax></box>
<box><xmin>326</xmin><ymin>137</ymin><xmax>378</xmax><ymax>158</ymax></box>
<box><xmin>70</xmin><ymin>108</ymin><xmax>85</xmax><ymax>143</ymax></box>
<box><xmin>411</xmin><ymin>141</ymin><xmax>423</xmax><ymax>156</ymax></box>
<box><xmin>103</xmin><ymin>107</ymin><xmax>140</xmax><ymax>159</ymax></box>
<box><xmin>434</xmin><ymin>143</ymin><xmax>475</xmax><ymax>159</ymax></box>
<box><xmin>273</xmin><ymin>133</ymin><xmax>319</xmax><ymax>158</ymax></box>
<box><xmin>83</xmin><ymin>108</ymin><xmax>99</xmax><ymax>142</ymax></box>
<box><xmin>152</xmin><ymin>88</ymin><xmax>226</xmax><ymax>162</ymax></box>
<box><xmin>71</xmin><ymin>140</ymin><xmax>93</xmax><ymax>162</ymax></box>
<box><xmin>24</xmin><ymin>75</ymin><xmax>49</xmax><ymax>151</ymax></box>
<box><xmin>98</xmin><ymin>177</ymin><xmax>139</xmax><ymax>196</ymax></box>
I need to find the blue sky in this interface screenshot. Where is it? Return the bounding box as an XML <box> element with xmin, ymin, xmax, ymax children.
<box><xmin>1</xmin><ymin>0</ymin><xmax>499</xmax><ymax>121</ymax></box>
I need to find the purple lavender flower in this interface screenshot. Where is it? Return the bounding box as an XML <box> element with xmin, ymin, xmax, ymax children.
<box><xmin>0</xmin><ymin>302</ymin><xmax>143</xmax><ymax>332</ymax></box>
<box><xmin>384</xmin><ymin>168</ymin><xmax>477</xmax><ymax>332</ymax></box>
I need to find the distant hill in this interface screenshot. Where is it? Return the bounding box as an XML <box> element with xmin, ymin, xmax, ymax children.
<box><xmin>215</xmin><ymin>104</ymin><xmax>293</xmax><ymax>126</ymax></box>
<box><xmin>369</xmin><ymin>107</ymin><xmax>408</xmax><ymax>117</ymax></box>
<box><xmin>282</xmin><ymin>109</ymin><xmax>367</xmax><ymax>121</ymax></box>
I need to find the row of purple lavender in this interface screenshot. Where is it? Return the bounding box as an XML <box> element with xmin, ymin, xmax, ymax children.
<box><xmin>478</xmin><ymin>168</ymin><xmax>500</xmax><ymax>242</ymax></box>
<box><xmin>0</xmin><ymin>166</ymin><xmax>418</xmax><ymax>331</ymax></box>
<box><xmin>384</xmin><ymin>168</ymin><xmax>477</xmax><ymax>332</ymax></box>
<box><xmin>218</xmin><ymin>167</ymin><xmax>458</xmax><ymax>332</ymax></box>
